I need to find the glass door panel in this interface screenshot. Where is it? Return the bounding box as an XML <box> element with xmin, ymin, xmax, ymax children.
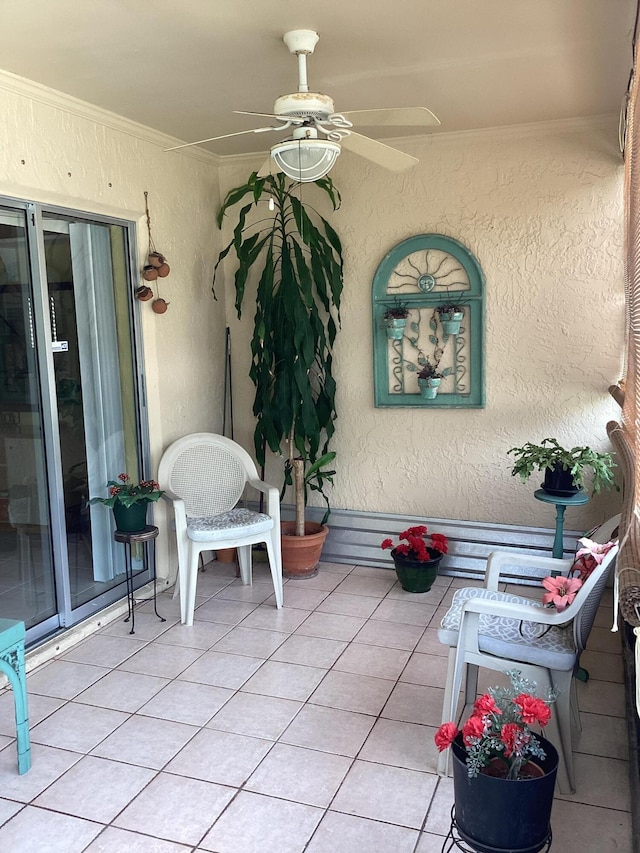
<box><xmin>43</xmin><ymin>216</ymin><xmax>142</xmax><ymax>611</ymax></box>
<box><xmin>0</xmin><ymin>209</ymin><xmax>57</xmax><ymax>628</ymax></box>
<box><xmin>0</xmin><ymin>200</ymin><xmax>144</xmax><ymax>642</ymax></box>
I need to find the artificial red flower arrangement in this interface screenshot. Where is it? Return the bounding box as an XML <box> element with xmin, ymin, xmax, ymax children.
<box><xmin>435</xmin><ymin>670</ymin><xmax>553</xmax><ymax>780</ymax></box>
<box><xmin>381</xmin><ymin>525</ymin><xmax>448</xmax><ymax>561</ymax></box>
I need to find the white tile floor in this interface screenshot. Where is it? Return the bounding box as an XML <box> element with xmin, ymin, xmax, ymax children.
<box><xmin>0</xmin><ymin>559</ymin><xmax>633</xmax><ymax>852</ymax></box>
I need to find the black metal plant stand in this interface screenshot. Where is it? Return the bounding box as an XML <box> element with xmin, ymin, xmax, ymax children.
<box><xmin>114</xmin><ymin>525</ymin><xmax>165</xmax><ymax>634</ymax></box>
<box><xmin>442</xmin><ymin>808</ymin><xmax>552</xmax><ymax>853</ymax></box>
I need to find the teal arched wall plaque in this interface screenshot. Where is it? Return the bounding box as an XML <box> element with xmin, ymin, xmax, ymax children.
<box><xmin>372</xmin><ymin>234</ymin><xmax>485</xmax><ymax>408</ymax></box>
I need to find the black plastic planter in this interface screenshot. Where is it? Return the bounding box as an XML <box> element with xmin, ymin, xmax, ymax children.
<box><xmin>452</xmin><ymin>734</ymin><xmax>558</xmax><ymax>853</ymax></box>
<box><xmin>542</xmin><ymin>464</ymin><xmax>581</xmax><ymax>497</ymax></box>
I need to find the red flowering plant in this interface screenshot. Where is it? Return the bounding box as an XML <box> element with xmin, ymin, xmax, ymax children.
<box><xmin>435</xmin><ymin>670</ymin><xmax>554</xmax><ymax>779</ymax></box>
<box><xmin>381</xmin><ymin>525</ymin><xmax>448</xmax><ymax>561</ymax></box>
<box><xmin>90</xmin><ymin>473</ymin><xmax>164</xmax><ymax>508</ymax></box>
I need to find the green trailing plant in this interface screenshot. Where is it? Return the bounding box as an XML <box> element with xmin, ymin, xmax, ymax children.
<box><xmin>383</xmin><ymin>299</ymin><xmax>409</xmax><ymax>320</ymax></box>
<box><xmin>437</xmin><ymin>302</ymin><xmax>465</xmax><ymax>317</ymax></box>
<box><xmin>213</xmin><ymin>171</ymin><xmax>343</xmax><ymax>533</ymax></box>
<box><xmin>417</xmin><ymin>358</ymin><xmax>443</xmax><ymax>381</ymax></box>
<box><xmin>507</xmin><ymin>437</ymin><xmax>618</xmax><ymax>495</ymax></box>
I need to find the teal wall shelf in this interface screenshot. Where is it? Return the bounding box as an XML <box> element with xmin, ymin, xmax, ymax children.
<box><xmin>372</xmin><ymin>234</ymin><xmax>485</xmax><ymax>408</ymax></box>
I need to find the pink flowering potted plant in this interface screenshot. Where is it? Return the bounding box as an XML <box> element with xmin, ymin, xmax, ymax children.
<box><xmin>381</xmin><ymin>524</ymin><xmax>448</xmax><ymax>592</ymax></box>
<box><xmin>435</xmin><ymin>670</ymin><xmax>558</xmax><ymax>852</ymax></box>
<box><xmin>90</xmin><ymin>473</ymin><xmax>164</xmax><ymax>532</ymax></box>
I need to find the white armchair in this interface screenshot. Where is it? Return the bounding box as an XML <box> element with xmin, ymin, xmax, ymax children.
<box><xmin>158</xmin><ymin>433</ymin><xmax>283</xmax><ymax>626</ymax></box>
<box><xmin>437</xmin><ymin>515</ymin><xmax>619</xmax><ymax>794</ymax></box>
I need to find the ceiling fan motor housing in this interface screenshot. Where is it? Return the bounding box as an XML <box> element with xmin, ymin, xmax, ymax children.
<box><xmin>274</xmin><ymin>92</ymin><xmax>335</xmax><ymax>120</ymax></box>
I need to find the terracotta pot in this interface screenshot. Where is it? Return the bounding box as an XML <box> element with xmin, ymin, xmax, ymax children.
<box><xmin>216</xmin><ymin>547</ymin><xmax>237</xmax><ymax>563</ymax></box>
<box><xmin>148</xmin><ymin>252</ymin><xmax>165</xmax><ymax>268</ymax></box>
<box><xmin>142</xmin><ymin>265</ymin><xmax>159</xmax><ymax>281</ymax></box>
<box><xmin>157</xmin><ymin>262</ymin><xmax>171</xmax><ymax>277</ymax></box>
<box><xmin>281</xmin><ymin>521</ymin><xmax>329</xmax><ymax>578</ymax></box>
<box><xmin>152</xmin><ymin>298</ymin><xmax>169</xmax><ymax>314</ymax></box>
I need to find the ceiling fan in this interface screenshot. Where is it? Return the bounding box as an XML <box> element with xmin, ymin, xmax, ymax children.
<box><xmin>166</xmin><ymin>29</ymin><xmax>440</xmax><ymax>181</ymax></box>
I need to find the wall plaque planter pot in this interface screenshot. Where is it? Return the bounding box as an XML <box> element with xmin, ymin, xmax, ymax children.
<box><xmin>451</xmin><ymin>733</ymin><xmax>558</xmax><ymax>853</ymax></box>
<box><xmin>385</xmin><ymin>317</ymin><xmax>407</xmax><ymax>340</ymax></box>
<box><xmin>440</xmin><ymin>311</ymin><xmax>463</xmax><ymax>336</ymax></box>
<box><xmin>281</xmin><ymin>521</ymin><xmax>329</xmax><ymax>578</ymax></box>
<box><xmin>418</xmin><ymin>377</ymin><xmax>441</xmax><ymax>400</ymax></box>
<box><xmin>391</xmin><ymin>547</ymin><xmax>443</xmax><ymax>592</ymax></box>
<box><xmin>542</xmin><ymin>464</ymin><xmax>581</xmax><ymax>497</ymax></box>
<box><xmin>112</xmin><ymin>502</ymin><xmax>148</xmax><ymax>533</ymax></box>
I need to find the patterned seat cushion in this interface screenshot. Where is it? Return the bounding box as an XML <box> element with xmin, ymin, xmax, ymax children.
<box><xmin>186</xmin><ymin>507</ymin><xmax>274</xmax><ymax>542</ymax></box>
<box><xmin>438</xmin><ymin>586</ymin><xmax>576</xmax><ymax>671</ymax></box>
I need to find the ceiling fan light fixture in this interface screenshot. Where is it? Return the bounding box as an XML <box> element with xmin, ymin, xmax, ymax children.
<box><xmin>271</xmin><ymin>138</ymin><xmax>340</xmax><ymax>182</ymax></box>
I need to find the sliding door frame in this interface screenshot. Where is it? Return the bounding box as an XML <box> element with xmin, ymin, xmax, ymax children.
<box><xmin>1</xmin><ymin>194</ymin><xmax>151</xmax><ymax>645</ymax></box>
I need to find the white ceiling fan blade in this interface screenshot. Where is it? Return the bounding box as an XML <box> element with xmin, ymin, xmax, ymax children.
<box><xmin>341</xmin><ymin>107</ymin><xmax>440</xmax><ymax>128</ymax></box>
<box><xmin>341</xmin><ymin>132</ymin><xmax>419</xmax><ymax>171</ymax></box>
<box><xmin>165</xmin><ymin>126</ymin><xmax>278</xmax><ymax>152</ymax></box>
<box><xmin>234</xmin><ymin>110</ymin><xmax>305</xmax><ymax>124</ymax></box>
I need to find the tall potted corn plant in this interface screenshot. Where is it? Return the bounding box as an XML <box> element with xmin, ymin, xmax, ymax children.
<box><xmin>214</xmin><ymin>171</ymin><xmax>343</xmax><ymax>576</ymax></box>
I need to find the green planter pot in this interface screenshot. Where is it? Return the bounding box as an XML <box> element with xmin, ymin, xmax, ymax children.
<box><xmin>391</xmin><ymin>547</ymin><xmax>443</xmax><ymax>592</ymax></box>
<box><xmin>440</xmin><ymin>311</ymin><xmax>463</xmax><ymax>336</ymax></box>
<box><xmin>385</xmin><ymin>317</ymin><xmax>407</xmax><ymax>340</ymax></box>
<box><xmin>112</xmin><ymin>501</ymin><xmax>148</xmax><ymax>533</ymax></box>
<box><xmin>418</xmin><ymin>377</ymin><xmax>442</xmax><ymax>400</ymax></box>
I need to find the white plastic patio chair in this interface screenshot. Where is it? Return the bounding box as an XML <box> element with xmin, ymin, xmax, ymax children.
<box><xmin>436</xmin><ymin>515</ymin><xmax>619</xmax><ymax>795</ymax></box>
<box><xmin>158</xmin><ymin>433</ymin><xmax>283</xmax><ymax>626</ymax></box>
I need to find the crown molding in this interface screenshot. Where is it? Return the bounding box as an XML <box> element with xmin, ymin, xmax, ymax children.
<box><xmin>0</xmin><ymin>67</ymin><xmax>618</xmax><ymax>169</ymax></box>
<box><xmin>397</xmin><ymin>113</ymin><xmax>619</xmax><ymax>147</ymax></box>
<box><xmin>0</xmin><ymin>68</ymin><xmax>221</xmax><ymax>167</ymax></box>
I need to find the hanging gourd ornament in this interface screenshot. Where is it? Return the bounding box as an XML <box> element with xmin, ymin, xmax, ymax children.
<box><xmin>142</xmin><ymin>191</ymin><xmax>170</xmax><ymax>313</ymax></box>
<box><xmin>152</xmin><ymin>298</ymin><xmax>169</xmax><ymax>314</ymax></box>
<box><xmin>142</xmin><ymin>265</ymin><xmax>159</xmax><ymax>281</ymax></box>
<box><xmin>135</xmin><ymin>285</ymin><xmax>154</xmax><ymax>301</ymax></box>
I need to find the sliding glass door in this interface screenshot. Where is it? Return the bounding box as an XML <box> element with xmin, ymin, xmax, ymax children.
<box><xmin>0</xmin><ymin>208</ymin><xmax>57</xmax><ymax>633</ymax></box>
<box><xmin>0</xmin><ymin>201</ymin><xmax>147</xmax><ymax>644</ymax></box>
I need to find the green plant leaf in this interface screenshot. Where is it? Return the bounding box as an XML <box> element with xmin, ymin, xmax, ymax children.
<box><xmin>214</xmin><ymin>172</ymin><xmax>343</xmax><ymax>523</ymax></box>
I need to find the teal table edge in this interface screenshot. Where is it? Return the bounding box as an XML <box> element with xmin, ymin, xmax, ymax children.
<box><xmin>534</xmin><ymin>489</ymin><xmax>590</xmax><ymax>559</ymax></box>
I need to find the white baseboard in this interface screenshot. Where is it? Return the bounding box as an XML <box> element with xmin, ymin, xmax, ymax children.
<box><xmin>280</xmin><ymin>505</ymin><xmax>581</xmax><ymax>586</ymax></box>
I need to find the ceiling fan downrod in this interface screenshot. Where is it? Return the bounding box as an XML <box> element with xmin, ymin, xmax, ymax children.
<box><xmin>282</xmin><ymin>29</ymin><xmax>320</xmax><ymax>93</ymax></box>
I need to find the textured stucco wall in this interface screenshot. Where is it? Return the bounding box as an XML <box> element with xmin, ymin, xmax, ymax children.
<box><xmin>219</xmin><ymin>119</ymin><xmax>625</xmax><ymax>531</ymax></box>
<box><xmin>0</xmin><ymin>76</ymin><xmax>225</xmax><ymax>455</ymax></box>
<box><xmin>0</xmin><ymin>74</ymin><xmax>226</xmax><ymax>579</ymax></box>
<box><xmin>0</xmin><ymin>67</ymin><xmax>625</xmax><ymax>566</ymax></box>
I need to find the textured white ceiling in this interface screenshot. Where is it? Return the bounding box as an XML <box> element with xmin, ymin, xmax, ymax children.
<box><xmin>0</xmin><ymin>0</ymin><xmax>636</xmax><ymax>156</ymax></box>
